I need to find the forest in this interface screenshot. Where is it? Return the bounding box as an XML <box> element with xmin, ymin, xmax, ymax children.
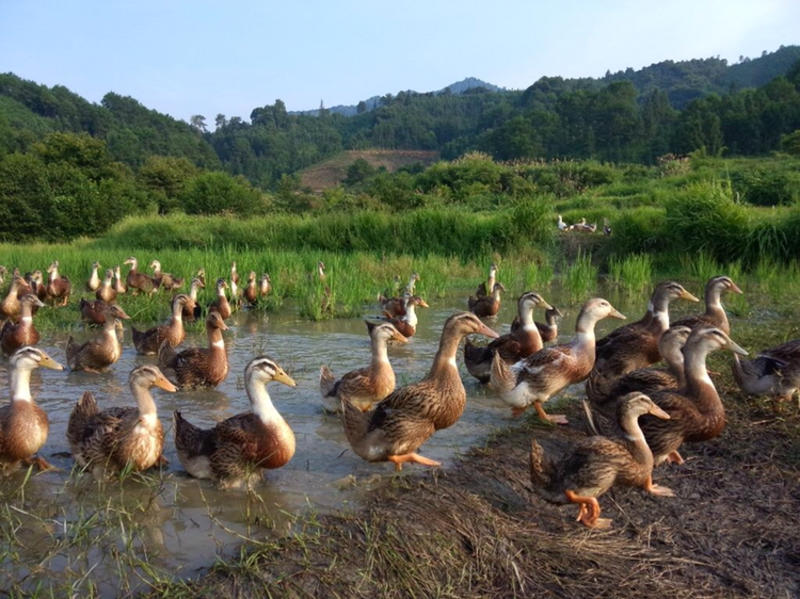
<box><xmin>0</xmin><ymin>45</ymin><xmax>799</xmax><ymax>242</ymax></box>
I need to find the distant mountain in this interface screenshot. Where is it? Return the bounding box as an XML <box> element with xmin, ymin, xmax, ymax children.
<box><xmin>292</xmin><ymin>77</ymin><xmax>503</xmax><ymax>117</ymax></box>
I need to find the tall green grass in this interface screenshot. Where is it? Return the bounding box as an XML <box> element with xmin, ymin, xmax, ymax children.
<box><xmin>608</xmin><ymin>253</ymin><xmax>652</xmax><ymax>293</ymax></box>
<box><xmin>562</xmin><ymin>251</ymin><xmax>597</xmax><ymax>300</ymax></box>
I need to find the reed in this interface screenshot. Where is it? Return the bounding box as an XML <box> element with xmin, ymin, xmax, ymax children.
<box><xmin>562</xmin><ymin>251</ymin><xmax>597</xmax><ymax>300</ymax></box>
<box><xmin>608</xmin><ymin>253</ymin><xmax>652</xmax><ymax>293</ymax></box>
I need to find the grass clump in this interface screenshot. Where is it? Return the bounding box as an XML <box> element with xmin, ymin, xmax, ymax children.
<box><xmin>608</xmin><ymin>253</ymin><xmax>652</xmax><ymax>293</ymax></box>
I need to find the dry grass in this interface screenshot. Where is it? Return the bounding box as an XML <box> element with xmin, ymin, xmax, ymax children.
<box><xmin>151</xmin><ymin>384</ymin><xmax>800</xmax><ymax>598</ymax></box>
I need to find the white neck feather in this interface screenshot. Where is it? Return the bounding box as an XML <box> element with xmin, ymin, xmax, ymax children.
<box><xmin>10</xmin><ymin>367</ymin><xmax>33</xmax><ymax>402</ymax></box>
<box><xmin>404</xmin><ymin>304</ymin><xmax>418</xmax><ymax>327</ymax></box>
<box><xmin>21</xmin><ymin>316</ymin><xmax>32</xmax><ymax>324</ymax></box>
<box><xmin>211</xmin><ymin>339</ymin><xmax>225</xmax><ymax>349</ymax></box>
<box><xmin>249</xmin><ymin>378</ymin><xmax>281</xmax><ymax>424</ymax></box>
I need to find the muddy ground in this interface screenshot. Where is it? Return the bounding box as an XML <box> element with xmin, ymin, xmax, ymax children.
<box><xmin>154</xmin><ymin>374</ymin><xmax>799</xmax><ymax>599</ymax></box>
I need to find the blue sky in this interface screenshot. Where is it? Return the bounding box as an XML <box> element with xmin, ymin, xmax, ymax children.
<box><xmin>1</xmin><ymin>1</ymin><xmax>798</xmax><ymax>124</ymax></box>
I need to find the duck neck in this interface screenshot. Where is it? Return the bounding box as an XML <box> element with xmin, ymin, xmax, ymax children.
<box><xmin>171</xmin><ymin>302</ymin><xmax>184</xmax><ymax>323</ymax></box>
<box><xmin>20</xmin><ymin>302</ymin><xmax>34</xmax><ymax>323</ymax></box>
<box><xmin>621</xmin><ymin>413</ymin><xmax>654</xmax><ymax>468</ymax></box>
<box><xmin>190</xmin><ymin>283</ymin><xmax>200</xmax><ymax>300</ymax></box>
<box><xmin>49</xmin><ymin>267</ymin><xmax>58</xmax><ymax>283</ymax></box>
<box><xmin>403</xmin><ymin>303</ymin><xmax>418</xmax><ymax>327</ymax></box>
<box><xmin>152</xmin><ymin>263</ymin><xmax>162</xmax><ymax>276</ymax></box>
<box><xmin>406</xmin><ymin>275</ymin><xmax>417</xmax><ymax>294</ymax></box>
<box><xmin>130</xmin><ymin>381</ymin><xmax>158</xmax><ymax>419</ymax></box>
<box><xmin>518</xmin><ymin>302</ymin><xmax>535</xmax><ymax>329</ymax></box>
<box><xmin>10</xmin><ymin>366</ymin><xmax>34</xmax><ymax>402</ymax></box>
<box><xmin>663</xmin><ymin>348</ymin><xmax>686</xmax><ymax>387</ymax></box>
<box><xmin>683</xmin><ymin>344</ymin><xmax>719</xmax><ymax>414</ymax></box>
<box><xmin>217</xmin><ymin>286</ymin><xmax>226</xmax><ymax>300</ymax></box>
<box><xmin>572</xmin><ymin>309</ymin><xmax>600</xmax><ymax>359</ymax></box>
<box><xmin>486</xmin><ymin>269</ymin><xmax>496</xmax><ymax>291</ymax></box>
<box><xmin>492</xmin><ymin>287</ymin><xmax>502</xmax><ymax>301</ymax></box>
<box><xmin>208</xmin><ymin>326</ymin><xmax>225</xmax><ymax>352</ymax></box>
<box><xmin>248</xmin><ymin>378</ymin><xmax>281</xmax><ymax>424</ymax></box>
<box><xmin>649</xmin><ymin>292</ymin><xmax>671</xmax><ymax>332</ymax></box>
<box><xmin>426</xmin><ymin>329</ymin><xmax>462</xmax><ymax>381</ymax></box>
<box><xmin>370</xmin><ymin>336</ymin><xmax>390</xmax><ymax>369</ymax></box>
<box><xmin>704</xmin><ymin>284</ymin><xmax>727</xmax><ymax>325</ymax></box>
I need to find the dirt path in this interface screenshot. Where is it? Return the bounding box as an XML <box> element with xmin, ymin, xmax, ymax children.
<box><xmin>161</xmin><ymin>379</ymin><xmax>799</xmax><ymax>598</ymax></box>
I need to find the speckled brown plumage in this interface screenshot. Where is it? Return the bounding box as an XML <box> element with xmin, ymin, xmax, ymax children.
<box><xmin>124</xmin><ymin>257</ymin><xmax>157</xmax><ymax>295</ymax></box>
<box><xmin>66</xmin><ymin>316</ymin><xmax>124</xmax><ymax>373</ymax></box>
<box><xmin>0</xmin><ymin>294</ymin><xmax>44</xmax><ymax>355</ymax></box>
<box><xmin>132</xmin><ymin>294</ymin><xmax>189</xmax><ymax>355</ymax></box>
<box><xmin>670</xmin><ymin>275</ymin><xmax>742</xmax><ymax>335</ymax></box>
<box><xmin>79</xmin><ymin>299</ymin><xmax>130</xmax><ymax>326</ymax></box>
<box><xmin>468</xmin><ymin>282</ymin><xmax>505</xmax><ymax>317</ymax></box>
<box><xmin>342</xmin><ymin>312</ymin><xmax>499</xmax><ymax>470</ymax></box>
<box><xmin>158</xmin><ymin>308</ymin><xmax>229</xmax><ymax>388</ymax></box>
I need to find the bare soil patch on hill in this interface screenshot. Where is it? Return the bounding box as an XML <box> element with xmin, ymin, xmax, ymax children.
<box><xmin>299</xmin><ymin>149</ymin><xmax>439</xmax><ymax>191</ymax></box>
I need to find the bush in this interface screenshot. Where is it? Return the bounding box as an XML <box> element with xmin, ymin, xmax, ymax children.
<box><xmin>180</xmin><ymin>171</ymin><xmax>267</xmax><ymax>215</ymax></box>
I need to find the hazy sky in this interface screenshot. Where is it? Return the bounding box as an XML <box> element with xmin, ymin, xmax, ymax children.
<box><xmin>1</xmin><ymin>1</ymin><xmax>798</xmax><ymax>124</ymax></box>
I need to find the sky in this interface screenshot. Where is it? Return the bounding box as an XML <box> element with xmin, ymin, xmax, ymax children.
<box><xmin>1</xmin><ymin>0</ymin><xmax>798</xmax><ymax>125</ymax></box>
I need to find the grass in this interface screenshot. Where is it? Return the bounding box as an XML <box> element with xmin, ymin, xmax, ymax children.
<box><xmin>608</xmin><ymin>253</ymin><xmax>653</xmax><ymax>293</ymax></box>
<box><xmin>562</xmin><ymin>250</ymin><xmax>597</xmax><ymax>300</ymax></box>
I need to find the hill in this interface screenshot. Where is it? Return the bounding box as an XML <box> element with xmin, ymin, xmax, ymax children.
<box><xmin>298</xmin><ymin>149</ymin><xmax>439</xmax><ymax>191</ymax></box>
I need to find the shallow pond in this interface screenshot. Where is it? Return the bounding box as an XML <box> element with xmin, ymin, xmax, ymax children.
<box><xmin>0</xmin><ymin>284</ymin><xmax>725</xmax><ymax>593</ymax></box>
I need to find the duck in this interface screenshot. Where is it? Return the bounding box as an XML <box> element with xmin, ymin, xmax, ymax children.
<box><xmin>731</xmin><ymin>339</ymin><xmax>800</xmax><ymax>406</ymax></box>
<box><xmin>85</xmin><ymin>261</ymin><xmax>101</xmax><ymax>292</ymax></box>
<box><xmin>530</xmin><ymin>392</ymin><xmax>674</xmax><ymax>529</ymax></box>
<box><xmin>320</xmin><ymin>322</ymin><xmax>409</xmax><ymax>413</ymax></box>
<box><xmin>366</xmin><ymin>294</ymin><xmax>428</xmax><ymax>338</ymax></box>
<box><xmin>379</xmin><ymin>273</ymin><xmax>420</xmax><ymax>317</ymax></box>
<box><xmin>474</xmin><ymin>263</ymin><xmax>498</xmax><ymax>298</ymax></box>
<box><xmin>0</xmin><ymin>265</ymin><xmax>6</xmax><ymax>287</ymax></box>
<box><xmin>464</xmin><ymin>291</ymin><xmax>552</xmax><ymax>383</ymax></box>
<box><xmin>511</xmin><ymin>305</ymin><xmax>563</xmax><ymax>343</ymax></box>
<box><xmin>590</xmin><ymin>281</ymin><xmax>699</xmax><ymax>383</ymax></box>
<box><xmin>0</xmin><ymin>347</ymin><xmax>63</xmax><ymax>474</ymax></box>
<box><xmin>182</xmin><ymin>276</ymin><xmax>205</xmax><ymax>321</ymax></box>
<box><xmin>0</xmin><ymin>295</ymin><xmax>45</xmax><ymax>355</ymax></box>
<box><xmin>489</xmin><ymin>297</ymin><xmax>626</xmax><ymax>423</ymax></box>
<box><xmin>124</xmin><ymin>256</ymin><xmax>157</xmax><ymax>295</ymax></box>
<box><xmin>468</xmin><ymin>282</ymin><xmax>505</xmax><ymax>317</ymax></box>
<box><xmin>0</xmin><ymin>276</ymin><xmax>26</xmax><ymax>320</ymax></box>
<box><xmin>670</xmin><ymin>275</ymin><xmax>742</xmax><ymax>335</ymax></box>
<box><xmin>208</xmin><ymin>278</ymin><xmax>231</xmax><ymax>320</ymax></box>
<box><xmin>586</xmin><ymin>325</ymin><xmax>692</xmax><ymax>410</ymax></box>
<box><xmin>28</xmin><ymin>270</ymin><xmax>48</xmax><ymax>304</ymax></box>
<box><xmin>113</xmin><ymin>265</ymin><xmax>127</xmax><ymax>295</ymax></box>
<box><xmin>79</xmin><ymin>299</ymin><xmax>130</xmax><ymax>326</ymax></box>
<box><xmin>259</xmin><ymin>273</ymin><xmax>272</xmax><ymax>298</ymax></box>
<box><xmin>45</xmin><ymin>260</ymin><xmax>71</xmax><ymax>306</ymax></box>
<box><xmin>149</xmin><ymin>259</ymin><xmax>184</xmax><ymax>291</ymax></box>
<box><xmin>132</xmin><ymin>294</ymin><xmax>190</xmax><ymax>355</ymax></box>
<box><xmin>587</xmin><ymin>326</ymin><xmax>748</xmax><ymax>466</ymax></box>
<box><xmin>66</xmin><ymin>312</ymin><xmax>125</xmax><ymax>373</ymax></box>
<box><xmin>174</xmin><ymin>356</ymin><xmax>297</xmax><ymax>489</ymax></box>
<box><xmin>229</xmin><ymin>261</ymin><xmax>241</xmax><ymax>304</ymax></box>
<box><xmin>67</xmin><ymin>365</ymin><xmax>176</xmax><ymax>477</ymax></box>
<box><xmin>158</xmin><ymin>308</ymin><xmax>229</xmax><ymax>388</ymax></box>
<box><xmin>95</xmin><ymin>268</ymin><xmax>117</xmax><ymax>304</ymax></box>
<box><xmin>342</xmin><ymin>312</ymin><xmax>498</xmax><ymax>470</ymax></box>
<box><xmin>243</xmin><ymin>271</ymin><xmax>258</xmax><ymax>305</ymax></box>
<box><xmin>557</xmin><ymin>214</ymin><xmax>568</xmax><ymax>232</ymax></box>
<box><xmin>315</xmin><ymin>260</ymin><xmax>332</xmax><ymax>315</ymax></box>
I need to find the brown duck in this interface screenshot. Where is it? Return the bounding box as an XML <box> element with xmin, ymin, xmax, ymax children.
<box><xmin>158</xmin><ymin>308</ymin><xmax>229</xmax><ymax>388</ymax></box>
<box><xmin>367</xmin><ymin>294</ymin><xmax>428</xmax><ymax>338</ymax></box>
<box><xmin>85</xmin><ymin>261</ymin><xmax>101</xmax><ymax>292</ymax></box>
<box><xmin>182</xmin><ymin>276</ymin><xmax>205</xmax><ymax>321</ymax></box>
<box><xmin>0</xmin><ymin>294</ymin><xmax>45</xmax><ymax>355</ymax></box>
<box><xmin>530</xmin><ymin>392</ymin><xmax>674</xmax><ymax>529</ymax></box>
<box><xmin>490</xmin><ymin>298</ymin><xmax>626</xmax><ymax>423</ymax></box>
<box><xmin>320</xmin><ymin>322</ymin><xmax>409</xmax><ymax>413</ymax></box>
<box><xmin>670</xmin><ymin>275</ymin><xmax>742</xmax><ymax>334</ymax></box>
<box><xmin>464</xmin><ymin>291</ymin><xmax>552</xmax><ymax>383</ymax></box>
<box><xmin>45</xmin><ymin>260</ymin><xmax>71</xmax><ymax>306</ymax></box>
<box><xmin>95</xmin><ymin>268</ymin><xmax>117</xmax><ymax>303</ymax></box>
<box><xmin>124</xmin><ymin>256</ymin><xmax>157</xmax><ymax>295</ymax></box>
<box><xmin>66</xmin><ymin>308</ymin><xmax>126</xmax><ymax>373</ymax></box>
<box><xmin>468</xmin><ymin>282</ymin><xmax>505</xmax><ymax>317</ymax></box>
<box><xmin>149</xmin><ymin>259</ymin><xmax>184</xmax><ymax>291</ymax></box>
<box><xmin>174</xmin><ymin>356</ymin><xmax>297</xmax><ymax>489</ymax></box>
<box><xmin>67</xmin><ymin>365</ymin><xmax>176</xmax><ymax>477</ymax></box>
<box><xmin>587</xmin><ymin>326</ymin><xmax>747</xmax><ymax>465</ymax></box>
<box><xmin>132</xmin><ymin>294</ymin><xmax>189</xmax><ymax>355</ymax></box>
<box><xmin>208</xmin><ymin>278</ymin><xmax>231</xmax><ymax>320</ymax></box>
<box><xmin>0</xmin><ymin>347</ymin><xmax>63</xmax><ymax>474</ymax></box>
<box><xmin>511</xmin><ymin>306</ymin><xmax>563</xmax><ymax>343</ymax></box>
<box><xmin>474</xmin><ymin>263</ymin><xmax>498</xmax><ymax>298</ymax></box>
<box><xmin>0</xmin><ymin>275</ymin><xmax>26</xmax><ymax>320</ymax></box>
<box><xmin>79</xmin><ymin>299</ymin><xmax>130</xmax><ymax>326</ymax></box>
<box><xmin>342</xmin><ymin>312</ymin><xmax>498</xmax><ymax>471</ymax></box>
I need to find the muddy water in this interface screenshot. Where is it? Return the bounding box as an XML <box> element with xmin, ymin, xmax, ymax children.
<box><xmin>0</xmin><ymin>286</ymin><xmax>656</xmax><ymax>591</ymax></box>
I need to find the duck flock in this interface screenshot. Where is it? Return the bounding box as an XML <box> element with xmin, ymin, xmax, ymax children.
<box><xmin>0</xmin><ymin>257</ymin><xmax>796</xmax><ymax>528</ymax></box>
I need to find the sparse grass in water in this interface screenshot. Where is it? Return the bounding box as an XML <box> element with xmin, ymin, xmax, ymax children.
<box><xmin>563</xmin><ymin>251</ymin><xmax>597</xmax><ymax>300</ymax></box>
<box><xmin>608</xmin><ymin>253</ymin><xmax>652</xmax><ymax>293</ymax></box>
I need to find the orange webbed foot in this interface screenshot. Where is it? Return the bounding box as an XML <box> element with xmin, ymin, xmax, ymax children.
<box><xmin>388</xmin><ymin>453</ymin><xmax>441</xmax><ymax>471</ymax></box>
<box><xmin>666</xmin><ymin>450</ymin><xmax>685</xmax><ymax>465</ymax></box>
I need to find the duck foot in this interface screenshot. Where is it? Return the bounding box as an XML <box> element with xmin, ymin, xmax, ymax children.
<box><xmin>535</xmin><ymin>402</ymin><xmax>568</xmax><ymax>425</ymax></box>
<box><xmin>566</xmin><ymin>490</ymin><xmax>608</xmax><ymax>528</ymax></box>
<box><xmin>24</xmin><ymin>456</ymin><xmax>57</xmax><ymax>472</ymax></box>
<box><xmin>645</xmin><ymin>475</ymin><xmax>675</xmax><ymax>497</ymax></box>
<box><xmin>666</xmin><ymin>450</ymin><xmax>684</xmax><ymax>465</ymax></box>
<box><xmin>387</xmin><ymin>453</ymin><xmax>441</xmax><ymax>471</ymax></box>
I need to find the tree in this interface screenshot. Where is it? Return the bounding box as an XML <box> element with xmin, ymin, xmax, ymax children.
<box><xmin>190</xmin><ymin>114</ymin><xmax>207</xmax><ymax>133</ymax></box>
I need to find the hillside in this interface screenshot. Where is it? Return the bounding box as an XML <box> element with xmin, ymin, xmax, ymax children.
<box><xmin>298</xmin><ymin>149</ymin><xmax>439</xmax><ymax>191</ymax></box>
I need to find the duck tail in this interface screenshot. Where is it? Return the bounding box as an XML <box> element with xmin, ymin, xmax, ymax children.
<box><xmin>319</xmin><ymin>365</ymin><xmax>337</xmax><ymax>398</ymax></box>
<box><xmin>173</xmin><ymin>410</ymin><xmax>212</xmax><ymax>456</ymax></box>
<box><xmin>341</xmin><ymin>397</ymin><xmax>370</xmax><ymax>451</ymax></box>
<box><xmin>529</xmin><ymin>438</ymin><xmax>553</xmax><ymax>489</ymax></box>
<box><xmin>158</xmin><ymin>339</ymin><xmax>177</xmax><ymax>369</ymax></box>
<box><xmin>65</xmin><ymin>336</ymin><xmax>79</xmax><ymax>369</ymax></box>
<box><xmin>488</xmin><ymin>350</ymin><xmax>515</xmax><ymax>395</ymax></box>
<box><xmin>67</xmin><ymin>391</ymin><xmax>99</xmax><ymax>448</ymax></box>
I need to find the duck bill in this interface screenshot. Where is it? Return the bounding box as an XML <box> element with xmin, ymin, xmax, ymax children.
<box><xmin>154</xmin><ymin>375</ymin><xmax>178</xmax><ymax>393</ymax></box>
<box><xmin>392</xmin><ymin>330</ymin><xmax>410</xmax><ymax>344</ymax></box>
<box><xmin>273</xmin><ymin>371</ymin><xmax>297</xmax><ymax>388</ymax></box>
<box><xmin>40</xmin><ymin>354</ymin><xmax>64</xmax><ymax>371</ymax></box>
<box><xmin>115</xmin><ymin>307</ymin><xmax>131</xmax><ymax>319</ymax></box>
<box><xmin>681</xmin><ymin>290</ymin><xmax>701</xmax><ymax>303</ymax></box>
<box><xmin>609</xmin><ymin>308</ymin><xmax>626</xmax><ymax>320</ymax></box>
<box><xmin>477</xmin><ymin>322</ymin><xmax>500</xmax><ymax>339</ymax></box>
<box><xmin>417</xmin><ymin>298</ymin><xmax>430</xmax><ymax>308</ymax></box>
<box><xmin>649</xmin><ymin>404</ymin><xmax>671</xmax><ymax>420</ymax></box>
<box><xmin>725</xmin><ymin>338</ymin><xmax>749</xmax><ymax>356</ymax></box>
<box><xmin>552</xmin><ymin>307</ymin><xmax>563</xmax><ymax>318</ymax></box>
<box><xmin>540</xmin><ymin>299</ymin><xmax>554</xmax><ymax>311</ymax></box>
<box><xmin>730</xmin><ymin>281</ymin><xmax>744</xmax><ymax>294</ymax></box>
